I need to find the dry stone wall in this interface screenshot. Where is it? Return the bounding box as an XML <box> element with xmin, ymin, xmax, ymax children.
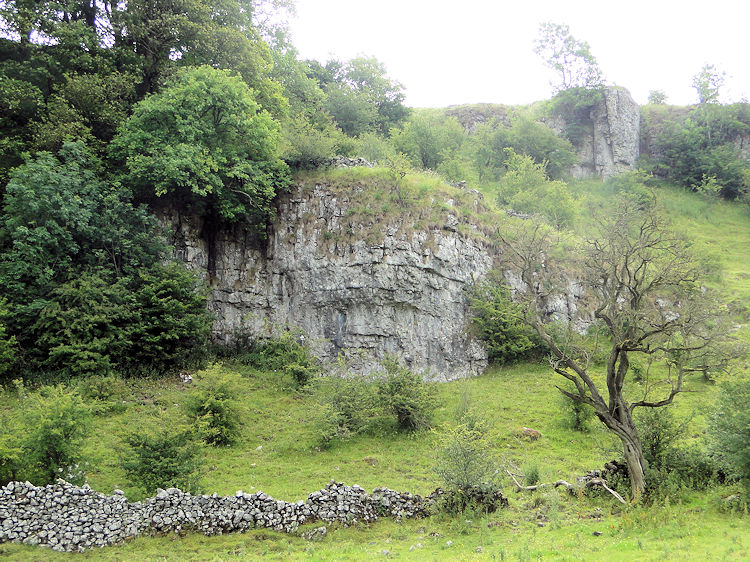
<box><xmin>0</xmin><ymin>480</ymin><xmax>432</xmax><ymax>553</ymax></box>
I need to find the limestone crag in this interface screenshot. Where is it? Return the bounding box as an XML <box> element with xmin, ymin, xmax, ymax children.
<box><xmin>166</xmin><ymin>183</ymin><xmax>493</xmax><ymax>380</ymax></box>
<box><xmin>571</xmin><ymin>86</ymin><xmax>640</xmax><ymax>178</ymax></box>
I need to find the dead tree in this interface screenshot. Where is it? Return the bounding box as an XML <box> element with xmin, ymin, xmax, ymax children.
<box><xmin>500</xmin><ymin>199</ymin><xmax>739</xmax><ymax>499</ymax></box>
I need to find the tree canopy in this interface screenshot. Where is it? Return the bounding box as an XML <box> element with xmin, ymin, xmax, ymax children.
<box><xmin>111</xmin><ymin>65</ymin><xmax>290</xmax><ymax>227</ymax></box>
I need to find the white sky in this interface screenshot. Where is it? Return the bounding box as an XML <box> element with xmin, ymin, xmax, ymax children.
<box><xmin>288</xmin><ymin>0</ymin><xmax>750</xmax><ymax>107</ymax></box>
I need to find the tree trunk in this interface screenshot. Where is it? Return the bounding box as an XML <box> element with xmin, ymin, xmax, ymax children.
<box><xmin>621</xmin><ymin>434</ymin><xmax>646</xmax><ymax>500</ymax></box>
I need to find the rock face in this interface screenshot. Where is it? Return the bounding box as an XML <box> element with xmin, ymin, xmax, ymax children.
<box><xmin>165</xmin><ymin>183</ymin><xmax>493</xmax><ymax>380</ymax></box>
<box><xmin>571</xmin><ymin>86</ymin><xmax>641</xmax><ymax>179</ymax></box>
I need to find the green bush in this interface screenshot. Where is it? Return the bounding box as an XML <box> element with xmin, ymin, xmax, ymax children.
<box><xmin>636</xmin><ymin>407</ymin><xmax>717</xmax><ymax>495</ymax></box>
<box><xmin>122</xmin><ymin>423</ymin><xmax>204</xmax><ymax>496</ymax></box>
<box><xmin>241</xmin><ymin>331</ymin><xmax>311</xmax><ymax>370</ymax></box>
<box><xmin>378</xmin><ymin>358</ymin><xmax>436</xmax><ymax>431</ymax></box>
<box><xmin>0</xmin><ymin>414</ymin><xmax>23</xmax><ymax>484</ymax></box>
<box><xmin>708</xmin><ymin>377</ymin><xmax>750</xmax><ymax>491</ymax></box>
<box><xmin>76</xmin><ymin>374</ymin><xmax>129</xmax><ymax>414</ymax></box>
<box><xmin>240</xmin><ymin>331</ymin><xmax>318</xmax><ymax>388</ymax></box>
<box><xmin>436</xmin><ymin>483</ymin><xmax>508</xmax><ymax>515</ymax></box>
<box><xmin>0</xmin><ymin>143</ymin><xmax>212</xmax><ymax>380</ymax></box>
<box><xmin>637</xmin><ymin>407</ymin><xmax>683</xmax><ymax>470</ymax></box>
<box><xmin>433</xmin><ymin>423</ymin><xmax>500</xmax><ymax>493</ymax></box>
<box><xmin>559</xmin><ymin>385</ymin><xmax>595</xmax><ymax>431</ymax></box>
<box><xmin>182</xmin><ymin>365</ymin><xmax>245</xmax><ymax>446</ymax></box>
<box><xmin>33</xmin><ymin>265</ymin><xmax>210</xmax><ymax>378</ymax></box>
<box><xmin>312</xmin><ymin>373</ymin><xmax>381</xmax><ymax>445</ymax></box>
<box><xmin>497</xmin><ymin>149</ymin><xmax>577</xmax><ymax>229</ymax></box>
<box><xmin>280</xmin><ymin>114</ymin><xmax>340</xmax><ymax>169</ymax></box>
<box><xmin>469</xmin><ymin>274</ymin><xmax>541</xmax><ymax>364</ymax></box>
<box><xmin>22</xmin><ymin>385</ymin><xmax>92</xmax><ymax>484</ymax></box>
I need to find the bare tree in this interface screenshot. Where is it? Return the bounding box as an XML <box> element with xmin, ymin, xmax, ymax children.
<box><xmin>501</xmin><ymin>200</ymin><xmax>738</xmax><ymax>498</ymax></box>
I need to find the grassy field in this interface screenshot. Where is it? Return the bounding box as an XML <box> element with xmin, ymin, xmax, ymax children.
<box><xmin>2</xmin><ymin>176</ymin><xmax>750</xmax><ymax>560</ymax></box>
<box><xmin>2</xmin><ymin>362</ymin><xmax>748</xmax><ymax>560</ymax></box>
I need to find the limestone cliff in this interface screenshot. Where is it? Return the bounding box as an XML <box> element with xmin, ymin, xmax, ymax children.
<box><xmin>164</xmin><ymin>181</ymin><xmax>494</xmax><ymax>381</ymax></box>
<box><xmin>576</xmin><ymin>86</ymin><xmax>641</xmax><ymax>178</ymax></box>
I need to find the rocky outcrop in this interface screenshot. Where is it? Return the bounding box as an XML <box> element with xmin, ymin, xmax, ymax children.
<box><xmin>570</xmin><ymin>87</ymin><xmax>640</xmax><ymax>179</ymax></box>
<box><xmin>165</xmin><ymin>183</ymin><xmax>493</xmax><ymax>380</ymax></box>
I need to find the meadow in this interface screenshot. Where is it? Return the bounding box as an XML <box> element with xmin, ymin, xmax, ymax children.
<box><xmin>2</xmin><ymin>180</ymin><xmax>749</xmax><ymax>560</ymax></box>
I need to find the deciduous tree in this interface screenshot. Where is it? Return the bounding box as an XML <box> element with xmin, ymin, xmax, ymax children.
<box><xmin>501</xmin><ymin>199</ymin><xmax>738</xmax><ymax>498</ymax></box>
<box><xmin>534</xmin><ymin>22</ymin><xmax>603</xmax><ymax>93</ymax></box>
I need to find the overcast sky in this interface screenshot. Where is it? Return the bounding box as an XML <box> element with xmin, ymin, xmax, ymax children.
<box><xmin>287</xmin><ymin>0</ymin><xmax>749</xmax><ymax>108</ymax></box>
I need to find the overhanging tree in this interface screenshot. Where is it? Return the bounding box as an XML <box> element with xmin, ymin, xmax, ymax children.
<box><xmin>111</xmin><ymin>65</ymin><xmax>290</xmax><ymax>274</ymax></box>
<box><xmin>501</xmin><ymin>199</ymin><xmax>738</xmax><ymax>498</ymax></box>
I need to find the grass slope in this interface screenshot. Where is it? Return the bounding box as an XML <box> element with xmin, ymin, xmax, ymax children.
<box><xmin>2</xmin><ymin>173</ymin><xmax>750</xmax><ymax>560</ymax></box>
<box><xmin>2</xmin><ymin>364</ymin><xmax>748</xmax><ymax>560</ymax></box>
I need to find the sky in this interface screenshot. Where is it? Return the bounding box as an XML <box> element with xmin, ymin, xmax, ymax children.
<box><xmin>287</xmin><ymin>0</ymin><xmax>750</xmax><ymax>108</ymax></box>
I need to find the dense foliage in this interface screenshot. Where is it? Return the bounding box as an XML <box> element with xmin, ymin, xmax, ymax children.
<box><xmin>0</xmin><ymin>143</ymin><xmax>211</xmax><ymax>379</ymax></box>
<box><xmin>0</xmin><ymin>383</ymin><xmax>91</xmax><ymax>485</ymax></box>
<box><xmin>182</xmin><ymin>365</ymin><xmax>246</xmax><ymax>446</ymax></box>
<box><xmin>122</xmin><ymin>425</ymin><xmax>204</xmax><ymax>497</ymax></box>
<box><xmin>643</xmin><ymin>102</ymin><xmax>750</xmax><ymax>199</ymax></box>
<box><xmin>469</xmin><ymin>275</ymin><xmax>541</xmax><ymax>364</ymax></box>
<box><xmin>708</xmin><ymin>378</ymin><xmax>750</xmax><ymax>491</ymax></box>
<box><xmin>111</xmin><ymin>66</ymin><xmax>291</xmax><ymax>228</ymax></box>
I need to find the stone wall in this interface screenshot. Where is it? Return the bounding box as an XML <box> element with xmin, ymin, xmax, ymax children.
<box><xmin>0</xmin><ymin>480</ymin><xmax>432</xmax><ymax>553</ymax></box>
<box><xmin>165</xmin><ymin>183</ymin><xmax>494</xmax><ymax>381</ymax></box>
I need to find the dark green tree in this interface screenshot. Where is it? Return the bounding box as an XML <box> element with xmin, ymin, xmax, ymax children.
<box><xmin>0</xmin><ymin>142</ymin><xmax>210</xmax><ymax>378</ymax></box>
<box><xmin>111</xmin><ymin>65</ymin><xmax>290</xmax><ymax>225</ymax></box>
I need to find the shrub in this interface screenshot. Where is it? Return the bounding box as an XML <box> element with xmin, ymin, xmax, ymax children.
<box><xmin>33</xmin><ymin>265</ymin><xmax>210</xmax><ymax>378</ymax></box>
<box><xmin>559</xmin><ymin>385</ymin><xmax>595</xmax><ymax>431</ymax></box>
<box><xmin>433</xmin><ymin>423</ymin><xmax>500</xmax><ymax>493</ymax></box>
<box><xmin>241</xmin><ymin>331</ymin><xmax>314</xmax><ymax>370</ymax></box>
<box><xmin>636</xmin><ymin>407</ymin><xmax>717</xmax><ymax>495</ymax></box>
<box><xmin>22</xmin><ymin>385</ymin><xmax>92</xmax><ymax>484</ymax></box>
<box><xmin>378</xmin><ymin>358</ymin><xmax>437</xmax><ymax>431</ymax></box>
<box><xmin>280</xmin><ymin>115</ymin><xmax>340</xmax><ymax>169</ymax></box>
<box><xmin>182</xmin><ymin>365</ymin><xmax>246</xmax><ymax>446</ymax></box>
<box><xmin>636</xmin><ymin>407</ymin><xmax>683</xmax><ymax>471</ymax></box>
<box><xmin>437</xmin><ymin>483</ymin><xmax>508</xmax><ymax>515</ymax></box>
<box><xmin>122</xmin><ymin>424</ymin><xmax>203</xmax><ymax>496</ymax></box>
<box><xmin>76</xmin><ymin>374</ymin><xmax>129</xmax><ymax>414</ymax></box>
<box><xmin>469</xmin><ymin>273</ymin><xmax>541</xmax><ymax>364</ymax></box>
<box><xmin>497</xmin><ymin>149</ymin><xmax>577</xmax><ymax>229</ymax></box>
<box><xmin>708</xmin><ymin>377</ymin><xmax>750</xmax><ymax>491</ymax></box>
<box><xmin>0</xmin><ymin>415</ymin><xmax>23</xmax><ymax>484</ymax></box>
<box><xmin>0</xmin><ymin>143</ymin><xmax>212</xmax><ymax>380</ymax></box>
<box><xmin>312</xmin><ymin>373</ymin><xmax>382</xmax><ymax>445</ymax></box>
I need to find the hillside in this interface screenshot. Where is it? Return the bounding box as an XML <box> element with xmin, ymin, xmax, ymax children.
<box><xmin>2</xmin><ymin>172</ymin><xmax>750</xmax><ymax>559</ymax></box>
<box><xmin>2</xmin><ymin>3</ymin><xmax>750</xmax><ymax>558</ymax></box>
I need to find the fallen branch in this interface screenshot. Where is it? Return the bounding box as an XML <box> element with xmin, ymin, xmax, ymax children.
<box><xmin>505</xmin><ymin>470</ymin><xmax>627</xmax><ymax>505</ymax></box>
<box><xmin>584</xmin><ymin>478</ymin><xmax>627</xmax><ymax>505</ymax></box>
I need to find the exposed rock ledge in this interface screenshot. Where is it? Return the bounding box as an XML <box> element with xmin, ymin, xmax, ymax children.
<box><xmin>163</xmin><ymin>183</ymin><xmax>495</xmax><ymax>380</ymax></box>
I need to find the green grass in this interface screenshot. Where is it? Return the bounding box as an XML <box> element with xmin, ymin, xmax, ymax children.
<box><xmin>3</xmin><ymin>363</ymin><xmax>747</xmax><ymax>560</ymax></box>
<box><xmin>3</xmin><ymin>174</ymin><xmax>750</xmax><ymax>559</ymax></box>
